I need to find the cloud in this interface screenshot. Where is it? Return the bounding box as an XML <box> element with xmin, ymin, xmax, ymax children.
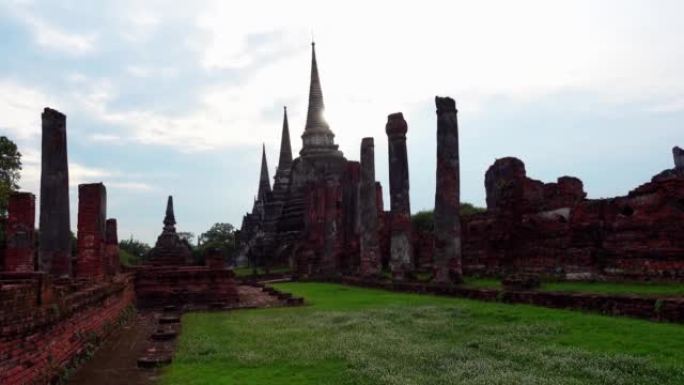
<box><xmin>22</xmin><ymin>14</ymin><xmax>97</xmax><ymax>55</ymax></box>
<box><xmin>108</xmin><ymin>182</ymin><xmax>155</xmax><ymax>192</ymax></box>
<box><xmin>87</xmin><ymin>133</ymin><xmax>123</xmax><ymax>143</ymax></box>
<box><xmin>647</xmin><ymin>98</ymin><xmax>684</xmax><ymax>113</ymax></box>
<box><xmin>0</xmin><ymin>80</ymin><xmax>55</xmax><ymax>140</ymax></box>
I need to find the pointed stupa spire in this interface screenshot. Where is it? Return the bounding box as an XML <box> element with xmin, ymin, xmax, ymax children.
<box><xmin>304</xmin><ymin>42</ymin><xmax>330</xmax><ymax>134</ymax></box>
<box><xmin>277</xmin><ymin>106</ymin><xmax>293</xmax><ymax>170</ymax></box>
<box><xmin>300</xmin><ymin>41</ymin><xmax>341</xmax><ymax>157</ymax></box>
<box><xmin>257</xmin><ymin>143</ymin><xmax>271</xmax><ymax>199</ymax></box>
<box><xmin>163</xmin><ymin>195</ymin><xmax>176</xmax><ymax>229</ymax></box>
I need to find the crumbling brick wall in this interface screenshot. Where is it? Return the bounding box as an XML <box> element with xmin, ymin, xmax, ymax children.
<box><xmin>0</xmin><ymin>274</ymin><xmax>135</xmax><ymax>385</ymax></box>
<box><xmin>436</xmin><ymin>157</ymin><xmax>684</xmax><ymax>280</ymax></box>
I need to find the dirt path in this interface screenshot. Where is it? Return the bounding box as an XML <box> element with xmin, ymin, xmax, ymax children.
<box><xmin>66</xmin><ymin>285</ymin><xmax>293</xmax><ymax>385</ymax></box>
<box><xmin>67</xmin><ymin>312</ymin><xmax>161</xmax><ymax>385</ymax></box>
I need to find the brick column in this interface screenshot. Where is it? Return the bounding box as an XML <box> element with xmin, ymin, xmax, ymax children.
<box><xmin>75</xmin><ymin>183</ymin><xmax>107</xmax><ymax>278</ymax></box>
<box><xmin>433</xmin><ymin>96</ymin><xmax>463</xmax><ymax>283</ymax></box>
<box><xmin>4</xmin><ymin>192</ymin><xmax>36</xmax><ymax>272</ymax></box>
<box><xmin>385</xmin><ymin>112</ymin><xmax>414</xmax><ymax>279</ymax></box>
<box><xmin>359</xmin><ymin>138</ymin><xmax>381</xmax><ymax>276</ymax></box>
<box><xmin>39</xmin><ymin>107</ymin><xmax>72</xmax><ymax>277</ymax></box>
<box><xmin>105</xmin><ymin>218</ymin><xmax>119</xmax><ymax>275</ymax></box>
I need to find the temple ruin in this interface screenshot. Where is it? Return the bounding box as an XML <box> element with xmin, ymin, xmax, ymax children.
<box><xmin>1</xmin><ymin>41</ymin><xmax>682</xmax><ymax>385</ymax></box>
<box><xmin>239</xmin><ymin>43</ymin><xmax>684</xmax><ymax>282</ymax></box>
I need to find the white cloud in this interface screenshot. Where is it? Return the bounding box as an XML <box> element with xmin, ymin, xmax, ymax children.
<box><xmin>108</xmin><ymin>182</ymin><xmax>155</xmax><ymax>192</ymax></box>
<box><xmin>88</xmin><ymin>133</ymin><xmax>123</xmax><ymax>143</ymax></box>
<box><xmin>647</xmin><ymin>98</ymin><xmax>684</xmax><ymax>113</ymax></box>
<box><xmin>6</xmin><ymin>0</ymin><xmax>684</xmax><ymax>157</ymax></box>
<box><xmin>22</xmin><ymin>14</ymin><xmax>97</xmax><ymax>55</ymax></box>
<box><xmin>126</xmin><ymin>65</ymin><xmax>179</xmax><ymax>78</ymax></box>
<box><xmin>80</xmin><ymin>0</ymin><xmax>684</xmax><ymax>154</ymax></box>
<box><xmin>0</xmin><ymin>80</ymin><xmax>56</xmax><ymax>140</ymax></box>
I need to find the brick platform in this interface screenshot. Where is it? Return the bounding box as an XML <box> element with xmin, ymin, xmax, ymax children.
<box><xmin>133</xmin><ymin>266</ymin><xmax>239</xmax><ymax>308</ymax></box>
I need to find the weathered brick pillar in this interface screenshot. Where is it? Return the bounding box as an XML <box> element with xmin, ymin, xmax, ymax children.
<box><xmin>674</xmin><ymin>146</ymin><xmax>684</xmax><ymax>169</ymax></box>
<box><xmin>321</xmin><ymin>180</ymin><xmax>342</xmax><ymax>275</ymax></box>
<box><xmin>386</xmin><ymin>112</ymin><xmax>414</xmax><ymax>278</ymax></box>
<box><xmin>39</xmin><ymin>107</ymin><xmax>72</xmax><ymax>277</ymax></box>
<box><xmin>105</xmin><ymin>218</ymin><xmax>119</xmax><ymax>275</ymax></box>
<box><xmin>75</xmin><ymin>183</ymin><xmax>107</xmax><ymax>278</ymax></box>
<box><xmin>433</xmin><ymin>96</ymin><xmax>463</xmax><ymax>284</ymax></box>
<box><xmin>4</xmin><ymin>192</ymin><xmax>36</xmax><ymax>272</ymax></box>
<box><xmin>375</xmin><ymin>182</ymin><xmax>384</xmax><ymax>212</ymax></box>
<box><xmin>359</xmin><ymin>138</ymin><xmax>381</xmax><ymax>276</ymax></box>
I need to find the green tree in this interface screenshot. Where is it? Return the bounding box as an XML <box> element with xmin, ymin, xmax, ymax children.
<box><xmin>0</xmin><ymin>136</ymin><xmax>22</xmax><ymax>217</ymax></box>
<box><xmin>198</xmin><ymin>223</ymin><xmax>236</xmax><ymax>262</ymax></box>
<box><xmin>119</xmin><ymin>236</ymin><xmax>151</xmax><ymax>264</ymax></box>
<box><xmin>178</xmin><ymin>231</ymin><xmax>195</xmax><ymax>246</ymax></box>
<box><xmin>411</xmin><ymin>203</ymin><xmax>487</xmax><ymax>232</ymax></box>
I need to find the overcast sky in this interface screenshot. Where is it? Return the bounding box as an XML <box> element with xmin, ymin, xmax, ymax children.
<box><xmin>1</xmin><ymin>0</ymin><xmax>682</xmax><ymax>244</ymax></box>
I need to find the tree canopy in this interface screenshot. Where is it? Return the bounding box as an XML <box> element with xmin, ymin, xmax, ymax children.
<box><xmin>0</xmin><ymin>136</ymin><xmax>22</xmax><ymax>217</ymax></box>
<box><xmin>411</xmin><ymin>202</ymin><xmax>486</xmax><ymax>232</ymax></box>
<box><xmin>197</xmin><ymin>222</ymin><xmax>237</xmax><ymax>261</ymax></box>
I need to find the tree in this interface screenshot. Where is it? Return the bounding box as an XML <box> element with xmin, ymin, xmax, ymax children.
<box><xmin>411</xmin><ymin>202</ymin><xmax>486</xmax><ymax>232</ymax></box>
<box><xmin>119</xmin><ymin>236</ymin><xmax>151</xmax><ymax>263</ymax></box>
<box><xmin>178</xmin><ymin>231</ymin><xmax>195</xmax><ymax>246</ymax></box>
<box><xmin>198</xmin><ymin>223</ymin><xmax>236</xmax><ymax>263</ymax></box>
<box><xmin>0</xmin><ymin>136</ymin><xmax>22</xmax><ymax>217</ymax></box>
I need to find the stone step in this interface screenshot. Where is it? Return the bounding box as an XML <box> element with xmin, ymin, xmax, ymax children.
<box><xmin>158</xmin><ymin>315</ymin><xmax>180</xmax><ymax>324</ymax></box>
<box><xmin>137</xmin><ymin>355</ymin><xmax>172</xmax><ymax>368</ymax></box>
<box><xmin>151</xmin><ymin>329</ymin><xmax>178</xmax><ymax>341</ymax></box>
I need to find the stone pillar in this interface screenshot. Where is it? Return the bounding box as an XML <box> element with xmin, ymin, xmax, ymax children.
<box><xmin>359</xmin><ymin>138</ymin><xmax>381</xmax><ymax>276</ymax></box>
<box><xmin>433</xmin><ymin>96</ymin><xmax>463</xmax><ymax>284</ymax></box>
<box><xmin>4</xmin><ymin>192</ymin><xmax>36</xmax><ymax>272</ymax></box>
<box><xmin>105</xmin><ymin>218</ymin><xmax>119</xmax><ymax>275</ymax></box>
<box><xmin>75</xmin><ymin>183</ymin><xmax>107</xmax><ymax>278</ymax></box>
<box><xmin>39</xmin><ymin>107</ymin><xmax>72</xmax><ymax>277</ymax></box>
<box><xmin>674</xmin><ymin>146</ymin><xmax>684</xmax><ymax>169</ymax></box>
<box><xmin>385</xmin><ymin>112</ymin><xmax>414</xmax><ymax>278</ymax></box>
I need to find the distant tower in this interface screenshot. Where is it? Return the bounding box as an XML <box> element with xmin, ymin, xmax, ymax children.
<box><xmin>300</xmin><ymin>42</ymin><xmax>343</xmax><ymax>158</ymax></box>
<box><xmin>147</xmin><ymin>195</ymin><xmax>192</xmax><ymax>265</ymax></box>
<box><xmin>276</xmin><ymin>107</ymin><xmax>293</xmax><ymax>176</ymax></box>
<box><xmin>164</xmin><ymin>195</ymin><xmax>176</xmax><ymax>231</ymax></box>
<box><xmin>257</xmin><ymin>143</ymin><xmax>272</xmax><ymax>202</ymax></box>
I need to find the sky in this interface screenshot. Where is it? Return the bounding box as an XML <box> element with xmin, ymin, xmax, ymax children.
<box><xmin>0</xmin><ymin>0</ymin><xmax>683</xmax><ymax>244</ymax></box>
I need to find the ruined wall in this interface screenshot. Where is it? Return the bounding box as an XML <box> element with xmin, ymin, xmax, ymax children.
<box><xmin>0</xmin><ymin>274</ymin><xmax>135</xmax><ymax>385</ymax></box>
<box><xmin>292</xmin><ymin>161</ymin><xmax>364</xmax><ymax>277</ymax></box>
<box><xmin>415</xmin><ymin>157</ymin><xmax>684</xmax><ymax>280</ymax></box>
<box><xmin>4</xmin><ymin>192</ymin><xmax>36</xmax><ymax>273</ymax></box>
<box><xmin>134</xmin><ymin>266</ymin><xmax>238</xmax><ymax>308</ymax></box>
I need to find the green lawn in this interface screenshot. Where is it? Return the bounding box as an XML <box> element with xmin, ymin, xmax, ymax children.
<box><xmin>463</xmin><ymin>277</ymin><xmax>684</xmax><ymax>297</ymax></box>
<box><xmin>162</xmin><ymin>282</ymin><xmax>684</xmax><ymax>385</ymax></box>
<box><xmin>233</xmin><ymin>266</ymin><xmax>291</xmax><ymax>277</ymax></box>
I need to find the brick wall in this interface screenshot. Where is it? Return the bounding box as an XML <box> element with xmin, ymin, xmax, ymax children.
<box><xmin>0</xmin><ymin>274</ymin><xmax>135</xmax><ymax>385</ymax></box>
<box><xmin>134</xmin><ymin>266</ymin><xmax>238</xmax><ymax>308</ymax></box>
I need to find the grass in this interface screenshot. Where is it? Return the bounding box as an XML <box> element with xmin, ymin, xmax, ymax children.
<box><xmin>463</xmin><ymin>277</ymin><xmax>684</xmax><ymax>297</ymax></box>
<box><xmin>162</xmin><ymin>282</ymin><xmax>684</xmax><ymax>385</ymax></box>
<box><xmin>233</xmin><ymin>266</ymin><xmax>291</xmax><ymax>277</ymax></box>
